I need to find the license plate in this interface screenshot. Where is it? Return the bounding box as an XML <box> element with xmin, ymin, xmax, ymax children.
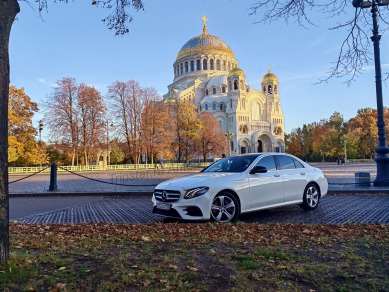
<box><xmin>156</xmin><ymin>203</ymin><xmax>171</xmax><ymax>211</ymax></box>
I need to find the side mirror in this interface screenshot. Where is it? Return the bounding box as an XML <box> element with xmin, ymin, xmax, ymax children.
<box><xmin>250</xmin><ymin>165</ymin><xmax>268</xmax><ymax>174</ymax></box>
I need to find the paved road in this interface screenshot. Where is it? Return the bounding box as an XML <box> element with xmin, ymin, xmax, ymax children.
<box><xmin>8</xmin><ymin>162</ymin><xmax>389</xmax><ymax>224</ymax></box>
<box><xmin>10</xmin><ymin>195</ymin><xmax>389</xmax><ymax>224</ymax></box>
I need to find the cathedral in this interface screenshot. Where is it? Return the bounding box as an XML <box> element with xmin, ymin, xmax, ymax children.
<box><xmin>164</xmin><ymin>17</ymin><xmax>285</xmax><ymax>155</ymax></box>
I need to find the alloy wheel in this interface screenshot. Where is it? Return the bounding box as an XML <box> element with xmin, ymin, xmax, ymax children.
<box><xmin>306</xmin><ymin>186</ymin><xmax>319</xmax><ymax>208</ymax></box>
<box><xmin>211</xmin><ymin>195</ymin><xmax>237</xmax><ymax>223</ymax></box>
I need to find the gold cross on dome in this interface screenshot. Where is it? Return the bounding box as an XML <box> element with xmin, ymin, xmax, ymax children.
<box><xmin>268</xmin><ymin>66</ymin><xmax>271</xmax><ymax>73</ymax></box>
<box><xmin>201</xmin><ymin>16</ymin><xmax>208</xmax><ymax>34</ymax></box>
<box><xmin>201</xmin><ymin>16</ymin><xmax>208</xmax><ymax>26</ymax></box>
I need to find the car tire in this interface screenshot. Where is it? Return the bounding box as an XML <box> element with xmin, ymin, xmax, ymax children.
<box><xmin>210</xmin><ymin>192</ymin><xmax>240</xmax><ymax>223</ymax></box>
<box><xmin>300</xmin><ymin>183</ymin><xmax>320</xmax><ymax>210</ymax></box>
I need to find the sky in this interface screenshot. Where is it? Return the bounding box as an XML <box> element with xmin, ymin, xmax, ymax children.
<box><xmin>9</xmin><ymin>0</ymin><xmax>389</xmax><ymax>137</ymax></box>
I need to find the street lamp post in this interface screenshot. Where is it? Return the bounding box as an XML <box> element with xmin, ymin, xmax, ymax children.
<box><xmin>341</xmin><ymin>136</ymin><xmax>348</xmax><ymax>162</ymax></box>
<box><xmin>353</xmin><ymin>0</ymin><xmax>389</xmax><ymax>186</ymax></box>
<box><xmin>106</xmin><ymin>120</ymin><xmax>114</xmax><ymax>166</ymax></box>
<box><xmin>225</xmin><ymin>132</ymin><xmax>233</xmax><ymax>156</ymax></box>
<box><xmin>38</xmin><ymin>120</ymin><xmax>43</xmax><ymax>144</ymax></box>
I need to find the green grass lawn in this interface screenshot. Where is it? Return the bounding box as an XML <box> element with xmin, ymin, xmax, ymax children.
<box><xmin>2</xmin><ymin>223</ymin><xmax>388</xmax><ymax>291</ymax></box>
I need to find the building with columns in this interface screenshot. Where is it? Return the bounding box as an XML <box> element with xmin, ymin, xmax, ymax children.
<box><xmin>164</xmin><ymin>17</ymin><xmax>285</xmax><ymax>155</ymax></box>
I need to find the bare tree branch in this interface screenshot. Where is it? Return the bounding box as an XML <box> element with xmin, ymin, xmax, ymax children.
<box><xmin>249</xmin><ymin>1</ymin><xmax>389</xmax><ymax>85</ymax></box>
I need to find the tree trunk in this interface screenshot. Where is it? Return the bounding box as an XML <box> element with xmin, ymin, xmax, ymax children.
<box><xmin>0</xmin><ymin>0</ymin><xmax>20</xmax><ymax>263</ymax></box>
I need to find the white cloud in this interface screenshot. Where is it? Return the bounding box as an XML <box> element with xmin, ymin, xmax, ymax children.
<box><xmin>37</xmin><ymin>78</ymin><xmax>47</xmax><ymax>84</ymax></box>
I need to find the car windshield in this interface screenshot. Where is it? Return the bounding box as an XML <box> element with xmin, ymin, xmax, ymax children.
<box><xmin>203</xmin><ymin>155</ymin><xmax>260</xmax><ymax>173</ymax></box>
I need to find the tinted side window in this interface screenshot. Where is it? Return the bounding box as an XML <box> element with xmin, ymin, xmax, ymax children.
<box><xmin>276</xmin><ymin>156</ymin><xmax>296</xmax><ymax>170</ymax></box>
<box><xmin>255</xmin><ymin>156</ymin><xmax>276</xmax><ymax>171</ymax></box>
<box><xmin>293</xmin><ymin>159</ymin><xmax>305</xmax><ymax>169</ymax></box>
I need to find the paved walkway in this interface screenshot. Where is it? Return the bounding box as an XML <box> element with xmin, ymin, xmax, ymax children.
<box><xmin>8</xmin><ymin>162</ymin><xmax>389</xmax><ymax>224</ymax></box>
<box><xmin>12</xmin><ymin>195</ymin><xmax>389</xmax><ymax>224</ymax></box>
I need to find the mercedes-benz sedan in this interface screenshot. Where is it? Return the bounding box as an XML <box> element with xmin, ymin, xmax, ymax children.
<box><xmin>152</xmin><ymin>153</ymin><xmax>328</xmax><ymax>223</ymax></box>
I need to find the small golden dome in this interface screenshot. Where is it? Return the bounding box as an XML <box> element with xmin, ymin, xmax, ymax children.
<box><xmin>164</xmin><ymin>96</ymin><xmax>177</xmax><ymax>104</ymax></box>
<box><xmin>228</xmin><ymin>67</ymin><xmax>245</xmax><ymax>78</ymax></box>
<box><xmin>262</xmin><ymin>66</ymin><xmax>278</xmax><ymax>83</ymax></box>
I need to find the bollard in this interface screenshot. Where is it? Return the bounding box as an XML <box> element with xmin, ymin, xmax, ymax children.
<box><xmin>355</xmin><ymin>172</ymin><xmax>371</xmax><ymax>187</ymax></box>
<box><xmin>49</xmin><ymin>163</ymin><xmax>58</xmax><ymax>191</ymax></box>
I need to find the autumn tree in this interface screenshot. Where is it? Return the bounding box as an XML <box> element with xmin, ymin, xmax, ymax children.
<box><xmin>0</xmin><ymin>0</ymin><xmax>145</xmax><ymax>263</ymax></box>
<box><xmin>8</xmin><ymin>86</ymin><xmax>48</xmax><ymax>166</ymax></box>
<box><xmin>347</xmin><ymin>108</ymin><xmax>377</xmax><ymax>158</ymax></box>
<box><xmin>168</xmin><ymin>101</ymin><xmax>202</xmax><ymax>162</ymax></box>
<box><xmin>286</xmin><ymin>124</ymin><xmax>314</xmax><ymax>161</ymax></box>
<box><xmin>196</xmin><ymin>112</ymin><xmax>227</xmax><ymax>161</ymax></box>
<box><xmin>107</xmin><ymin>80</ymin><xmax>146</xmax><ymax>164</ymax></box>
<box><xmin>140</xmin><ymin>91</ymin><xmax>173</xmax><ymax>163</ymax></box>
<box><xmin>44</xmin><ymin>77</ymin><xmax>80</xmax><ymax>165</ymax></box>
<box><xmin>77</xmin><ymin>84</ymin><xmax>107</xmax><ymax>165</ymax></box>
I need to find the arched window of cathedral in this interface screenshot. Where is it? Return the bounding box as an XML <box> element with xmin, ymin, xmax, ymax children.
<box><xmin>222</xmin><ymin>60</ymin><xmax>226</xmax><ymax>71</ymax></box>
<box><xmin>196</xmin><ymin>59</ymin><xmax>201</xmax><ymax>71</ymax></box>
<box><xmin>206</xmin><ymin>89</ymin><xmax>209</xmax><ymax>95</ymax></box>
<box><xmin>185</xmin><ymin>61</ymin><xmax>188</xmax><ymax>73</ymax></box>
<box><xmin>216</xmin><ymin>60</ymin><xmax>220</xmax><ymax>70</ymax></box>
<box><xmin>268</xmin><ymin>85</ymin><xmax>272</xmax><ymax>94</ymax></box>
<box><xmin>203</xmin><ymin>59</ymin><xmax>208</xmax><ymax>70</ymax></box>
<box><xmin>180</xmin><ymin>63</ymin><xmax>183</xmax><ymax>75</ymax></box>
<box><xmin>230</xmin><ymin>99</ymin><xmax>232</xmax><ymax>108</ymax></box>
<box><xmin>190</xmin><ymin>60</ymin><xmax>194</xmax><ymax>72</ymax></box>
<box><xmin>252</xmin><ymin>103</ymin><xmax>261</xmax><ymax>120</ymax></box>
<box><xmin>210</xmin><ymin>59</ymin><xmax>214</xmax><ymax>70</ymax></box>
<box><xmin>213</xmin><ymin>103</ymin><xmax>216</xmax><ymax>110</ymax></box>
<box><xmin>205</xmin><ymin>104</ymin><xmax>209</xmax><ymax>110</ymax></box>
<box><xmin>274</xmin><ymin>85</ymin><xmax>278</xmax><ymax>94</ymax></box>
<box><xmin>234</xmin><ymin>80</ymin><xmax>238</xmax><ymax>90</ymax></box>
<box><xmin>263</xmin><ymin>86</ymin><xmax>266</xmax><ymax>93</ymax></box>
<box><xmin>222</xmin><ymin>86</ymin><xmax>226</xmax><ymax>93</ymax></box>
<box><xmin>212</xmin><ymin>88</ymin><xmax>216</xmax><ymax>95</ymax></box>
<box><xmin>220</xmin><ymin>103</ymin><xmax>223</xmax><ymax>110</ymax></box>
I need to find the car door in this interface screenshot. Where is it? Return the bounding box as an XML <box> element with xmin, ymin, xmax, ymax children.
<box><xmin>275</xmin><ymin>155</ymin><xmax>308</xmax><ymax>202</ymax></box>
<box><xmin>248</xmin><ymin>155</ymin><xmax>284</xmax><ymax>209</ymax></box>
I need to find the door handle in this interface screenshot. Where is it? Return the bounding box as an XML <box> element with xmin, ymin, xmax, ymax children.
<box><xmin>300</xmin><ymin>172</ymin><xmax>306</xmax><ymax>175</ymax></box>
<box><xmin>274</xmin><ymin>174</ymin><xmax>281</xmax><ymax>177</ymax></box>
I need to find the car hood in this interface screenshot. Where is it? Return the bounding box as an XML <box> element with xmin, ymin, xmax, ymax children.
<box><xmin>155</xmin><ymin>172</ymin><xmax>243</xmax><ymax>190</ymax></box>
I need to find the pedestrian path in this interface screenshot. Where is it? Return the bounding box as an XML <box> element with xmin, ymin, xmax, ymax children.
<box><xmin>8</xmin><ymin>163</ymin><xmax>389</xmax><ymax>195</ymax></box>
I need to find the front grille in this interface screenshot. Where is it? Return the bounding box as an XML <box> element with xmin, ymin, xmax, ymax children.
<box><xmin>154</xmin><ymin>189</ymin><xmax>181</xmax><ymax>202</ymax></box>
<box><xmin>153</xmin><ymin>206</ymin><xmax>182</xmax><ymax>218</ymax></box>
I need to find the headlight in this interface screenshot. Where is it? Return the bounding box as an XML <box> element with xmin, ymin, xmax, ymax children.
<box><xmin>184</xmin><ymin>187</ymin><xmax>209</xmax><ymax>199</ymax></box>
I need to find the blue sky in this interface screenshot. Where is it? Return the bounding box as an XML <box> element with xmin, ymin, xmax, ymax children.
<box><xmin>10</xmin><ymin>0</ymin><xmax>389</xmax><ymax>135</ymax></box>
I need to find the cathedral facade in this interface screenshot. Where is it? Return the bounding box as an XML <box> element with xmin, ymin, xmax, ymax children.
<box><xmin>164</xmin><ymin>17</ymin><xmax>285</xmax><ymax>155</ymax></box>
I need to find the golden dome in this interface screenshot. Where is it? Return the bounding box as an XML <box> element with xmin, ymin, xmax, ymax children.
<box><xmin>262</xmin><ymin>66</ymin><xmax>278</xmax><ymax>83</ymax></box>
<box><xmin>228</xmin><ymin>67</ymin><xmax>245</xmax><ymax>78</ymax></box>
<box><xmin>176</xmin><ymin>17</ymin><xmax>235</xmax><ymax>61</ymax></box>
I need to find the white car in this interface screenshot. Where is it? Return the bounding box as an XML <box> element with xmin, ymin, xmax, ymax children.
<box><xmin>152</xmin><ymin>153</ymin><xmax>328</xmax><ymax>223</ymax></box>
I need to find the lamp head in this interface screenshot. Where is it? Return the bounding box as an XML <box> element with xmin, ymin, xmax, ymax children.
<box><xmin>352</xmin><ymin>0</ymin><xmax>374</xmax><ymax>8</ymax></box>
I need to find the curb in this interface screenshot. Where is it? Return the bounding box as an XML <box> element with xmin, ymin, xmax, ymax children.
<box><xmin>9</xmin><ymin>191</ymin><xmax>154</xmax><ymax>198</ymax></box>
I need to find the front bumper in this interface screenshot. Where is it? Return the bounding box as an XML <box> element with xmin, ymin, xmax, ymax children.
<box><xmin>152</xmin><ymin>190</ymin><xmax>212</xmax><ymax>221</ymax></box>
